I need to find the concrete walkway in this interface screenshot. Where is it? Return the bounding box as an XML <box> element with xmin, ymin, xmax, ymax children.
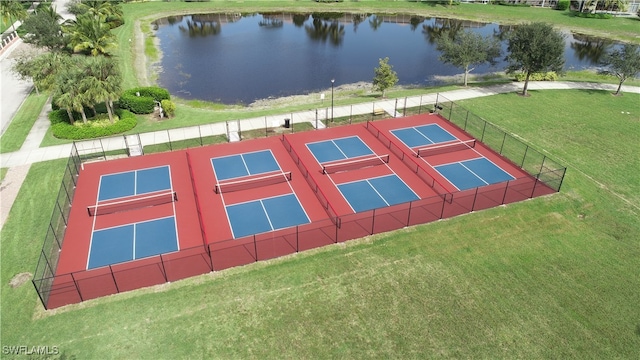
<box><xmin>2</xmin><ymin>81</ymin><xmax>638</xmax><ymax>169</ymax></box>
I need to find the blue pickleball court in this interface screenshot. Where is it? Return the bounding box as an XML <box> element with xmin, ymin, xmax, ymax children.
<box><xmin>212</xmin><ymin>150</ymin><xmax>281</xmax><ymax>181</ymax></box>
<box><xmin>225</xmin><ymin>194</ymin><xmax>310</xmax><ymax>238</ymax></box>
<box><xmin>337</xmin><ymin>174</ymin><xmax>420</xmax><ymax>213</ymax></box>
<box><xmin>435</xmin><ymin>157</ymin><xmax>515</xmax><ymax>191</ymax></box>
<box><xmin>98</xmin><ymin>166</ymin><xmax>172</xmax><ymax>201</ymax></box>
<box><xmin>87</xmin><ymin>216</ymin><xmax>179</xmax><ymax>269</ymax></box>
<box><xmin>306</xmin><ymin>136</ymin><xmax>374</xmax><ymax>164</ymax></box>
<box><xmin>391</xmin><ymin>124</ymin><xmax>457</xmax><ymax>149</ymax></box>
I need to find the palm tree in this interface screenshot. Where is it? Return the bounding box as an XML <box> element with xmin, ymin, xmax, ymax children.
<box><xmin>82</xmin><ymin>56</ymin><xmax>122</xmax><ymax>123</ymax></box>
<box><xmin>0</xmin><ymin>0</ymin><xmax>28</xmax><ymax>32</ymax></box>
<box><xmin>64</xmin><ymin>14</ymin><xmax>116</xmax><ymax>56</ymax></box>
<box><xmin>54</xmin><ymin>66</ymin><xmax>89</xmax><ymax>124</ymax></box>
<box><xmin>75</xmin><ymin>0</ymin><xmax>123</xmax><ymax>28</ymax></box>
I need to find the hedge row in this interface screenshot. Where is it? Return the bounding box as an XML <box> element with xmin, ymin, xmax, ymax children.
<box><xmin>515</xmin><ymin>72</ymin><xmax>558</xmax><ymax>81</ymax></box>
<box><xmin>50</xmin><ymin>109</ymin><xmax>137</xmax><ymax>140</ymax></box>
<box><xmin>119</xmin><ymin>87</ymin><xmax>171</xmax><ymax>114</ymax></box>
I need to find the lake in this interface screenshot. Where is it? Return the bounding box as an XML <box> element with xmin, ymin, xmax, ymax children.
<box><xmin>152</xmin><ymin>13</ymin><xmax>616</xmax><ymax>104</ymax></box>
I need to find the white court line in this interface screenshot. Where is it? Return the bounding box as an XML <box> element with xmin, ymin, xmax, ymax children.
<box><xmin>365</xmin><ymin>179</ymin><xmax>390</xmax><ymax>206</ymax></box>
<box><xmin>86</xmin><ymin>174</ymin><xmax>104</xmax><ymax>270</ymax></box>
<box><xmin>259</xmin><ymin>200</ymin><xmax>275</xmax><ymax>231</ymax></box>
<box><xmin>167</xmin><ymin>164</ymin><xmax>180</xmax><ymax>251</ymax></box>
<box><xmin>459</xmin><ymin>162</ymin><xmax>490</xmax><ymax>186</ymax></box>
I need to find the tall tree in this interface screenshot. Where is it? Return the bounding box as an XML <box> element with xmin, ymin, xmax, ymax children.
<box><xmin>72</xmin><ymin>0</ymin><xmax>124</xmax><ymax>29</ymax></box>
<box><xmin>0</xmin><ymin>0</ymin><xmax>28</xmax><ymax>32</ymax></box>
<box><xmin>436</xmin><ymin>29</ymin><xmax>501</xmax><ymax>87</ymax></box>
<box><xmin>505</xmin><ymin>23</ymin><xmax>565</xmax><ymax>96</ymax></box>
<box><xmin>82</xmin><ymin>56</ymin><xmax>122</xmax><ymax>122</ymax></box>
<box><xmin>64</xmin><ymin>14</ymin><xmax>116</xmax><ymax>56</ymax></box>
<box><xmin>20</xmin><ymin>6</ymin><xmax>66</xmax><ymax>52</ymax></box>
<box><xmin>13</xmin><ymin>51</ymin><xmax>71</xmax><ymax>94</ymax></box>
<box><xmin>599</xmin><ymin>44</ymin><xmax>640</xmax><ymax>96</ymax></box>
<box><xmin>372</xmin><ymin>57</ymin><xmax>398</xmax><ymax>98</ymax></box>
<box><xmin>54</xmin><ymin>64</ymin><xmax>89</xmax><ymax>124</ymax></box>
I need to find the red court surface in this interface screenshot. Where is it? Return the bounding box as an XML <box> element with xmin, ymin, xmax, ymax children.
<box><xmin>44</xmin><ymin>114</ymin><xmax>560</xmax><ymax>309</ymax></box>
<box><xmin>281</xmin><ymin>124</ymin><xmax>441</xmax><ymax>216</ymax></box>
<box><xmin>48</xmin><ymin>151</ymin><xmax>205</xmax><ymax>309</ymax></box>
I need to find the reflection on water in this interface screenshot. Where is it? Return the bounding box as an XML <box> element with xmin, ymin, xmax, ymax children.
<box><xmin>152</xmin><ymin>13</ymin><xmax>620</xmax><ymax>104</ymax></box>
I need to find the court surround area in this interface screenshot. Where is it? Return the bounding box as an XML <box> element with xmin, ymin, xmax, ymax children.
<box><xmin>36</xmin><ymin>113</ymin><xmax>564</xmax><ymax>309</ymax></box>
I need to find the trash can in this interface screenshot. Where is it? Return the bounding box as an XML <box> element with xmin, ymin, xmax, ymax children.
<box><xmin>284</xmin><ymin>118</ymin><xmax>290</xmax><ymax>128</ymax></box>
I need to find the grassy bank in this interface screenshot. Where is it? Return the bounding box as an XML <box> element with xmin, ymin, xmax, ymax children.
<box><xmin>1</xmin><ymin>89</ymin><xmax>638</xmax><ymax>358</ymax></box>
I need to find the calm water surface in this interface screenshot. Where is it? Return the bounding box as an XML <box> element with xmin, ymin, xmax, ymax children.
<box><xmin>153</xmin><ymin>13</ymin><xmax>616</xmax><ymax>104</ymax></box>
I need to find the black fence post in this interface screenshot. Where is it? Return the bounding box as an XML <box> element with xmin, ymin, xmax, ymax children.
<box><xmin>70</xmin><ymin>273</ymin><xmax>83</xmax><ymax>302</ymax></box>
<box><xmin>32</xmin><ymin>280</ymin><xmax>47</xmax><ymax>310</ymax></box>
<box><xmin>471</xmin><ymin>187</ymin><xmax>479</xmax><ymax>211</ymax></box>
<box><xmin>499</xmin><ymin>132</ymin><xmax>507</xmax><ymax>154</ymax></box>
<box><xmin>520</xmin><ymin>146</ymin><xmax>529</xmax><ymax>168</ymax></box>
<box><xmin>253</xmin><ymin>236</ymin><xmax>258</xmax><ymax>262</ymax></box>
<box><xmin>159</xmin><ymin>255</ymin><xmax>168</xmax><ymax>282</ymax></box>
<box><xmin>109</xmin><ymin>265</ymin><xmax>120</xmax><ymax>293</ymax></box>
<box><xmin>406</xmin><ymin>201</ymin><xmax>412</xmax><ymax>227</ymax></box>
<box><xmin>502</xmin><ymin>180</ymin><xmax>510</xmax><ymax>205</ymax></box>
<box><xmin>371</xmin><ymin>209</ymin><xmax>376</xmax><ymax>235</ymax></box>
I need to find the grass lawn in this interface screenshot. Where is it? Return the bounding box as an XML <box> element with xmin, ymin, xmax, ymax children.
<box><xmin>1</xmin><ymin>89</ymin><xmax>638</xmax><ymax>358</ymax></box>
<box><xmin>0</xmin><ymin>91</ymin><xmax>48</xmax><ymax>153</ymax></box>
<box><xmin>0</xmin><ymin>168</ymin><xmax>7</xmax><ymax>183</ymax></box>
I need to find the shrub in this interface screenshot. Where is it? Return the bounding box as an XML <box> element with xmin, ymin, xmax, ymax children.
<box><xmin>49</xmin><ymin>109</ymin><xmax>69</xmax><ymax>125</ymax></box>
<box><xmin>515</xmin><ymin>72</ymin><xmax>558</xmax><ymax>81</ymax></box>
<box><xmin>51</xmin><ymin>110</ymin><xmax>137</xmax><ymax>140</ymax></box>
<box><xmin>119</xmin><ymin>92</ymin><xmax>155</xmax><ymax>114</ymax></box>
<box><xmin>571</xmin><ymin>11</ymin><xmax>613</xmax><ymax>19</ymax></box>
<box><xmin>497</xmin><ymin>1</ymin><xmax>530</xmax><ymax>7</ymax></box>
<box><xmin>161</xmin><ymin>99</ymin><xmax>176</xmax><ymax>117</ymax></box>
<box><xmin>556</xmin><ymin>0</ymin><xmax>569</xmax><ymax>10</ymax></box>
<box><xmin>119</xmin><ymin>86</ymin><xmax>171</xmax><ymax>114</ymax></box>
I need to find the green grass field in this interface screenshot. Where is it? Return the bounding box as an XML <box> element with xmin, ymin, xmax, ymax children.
<box><xmin>0</xmin><ymin>91</ymin><xmax>47</xmax><ymax>153</ymax></box>
<box><xmin>1</xmin><ymin>89</ymin><xmax>638</xmax><ymax>359</ymax></box>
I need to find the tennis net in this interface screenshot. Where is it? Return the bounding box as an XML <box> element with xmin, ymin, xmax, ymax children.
<box><xmin>214</xmin><ymin>171</ymin><xmax>292</xmax><ymax>194</ymax></box>
<box><xmin>88</xmin><ymin>191</ymin><xmax>177</xmax><ymax>216</ymax></box>
<box><xmin>322</xmin><ymin>154</ymin><xmax>390</xmax><ymax>174</ymax></box>
<box><xmin>416</xmin><ymin>139</ymin><xmax>476</xmax><ymax>158</ymax></box>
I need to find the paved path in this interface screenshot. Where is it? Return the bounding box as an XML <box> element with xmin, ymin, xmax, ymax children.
<box><xmin>2</xmin><ymin>80</ymin><xmax>638</xmax><ymax>170</ymax></box>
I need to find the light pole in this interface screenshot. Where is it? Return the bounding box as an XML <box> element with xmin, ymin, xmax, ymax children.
<box><xmin>330</xmin><ymin>78</ymin><xmax>335</xmax><ymax>123</ymax></box>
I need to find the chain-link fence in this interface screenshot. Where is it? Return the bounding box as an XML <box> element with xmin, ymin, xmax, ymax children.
<box><xmin>434</xmin><ymin>94</ymin><xmax>566</xmax><ymax>192</ymax></box>
<box><xmin>33</xmin><ymin>92</ymin><xmax>566</xmax><ymax>309</ymax></box>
